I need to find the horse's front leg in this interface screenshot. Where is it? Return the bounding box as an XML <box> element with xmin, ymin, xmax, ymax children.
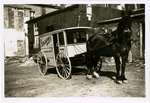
<box><xmin>86</xmin><ymin>64</ymin><xmax>93</xmax><ymax>79</ymax></box>
<box><xmin>88</xmin><ymin>55</ymin><xmax>100</xmax><ymax>79</ymax></box>
<box><xmin>86</xmin><ymin>54</ymin><xmax>94</xmax><ymax>79</ymax></box>
<box><xmin>114</xmin><ymin>56</ymin><xmax>122</xmax><ymax>83</ymax></box>
<box><xmin>121</xmin><ymin>56</ymin><xmax>128</xmax><ymax>83</ymax></box>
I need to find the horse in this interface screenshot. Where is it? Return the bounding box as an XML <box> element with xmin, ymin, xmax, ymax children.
<box><xmin>86</xmin><ymin>11</ymin><xmax>132</xmax><ymax>84</ymax></box>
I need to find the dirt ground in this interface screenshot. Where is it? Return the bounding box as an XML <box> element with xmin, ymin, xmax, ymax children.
<box><xmin>4</xmin><ymin>58</ymin><xmax>145</xmax><ymax>97</ymax></box>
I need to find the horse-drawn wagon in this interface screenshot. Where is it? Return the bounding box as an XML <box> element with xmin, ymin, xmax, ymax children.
<box><xmin>37</xmin><ymin>27</ymin><xmax>92</xmax><ymax>79</ymax></box>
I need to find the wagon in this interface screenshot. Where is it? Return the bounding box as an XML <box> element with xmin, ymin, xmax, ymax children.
<box><xmin>37</xmin><ymin>27</ymin><xmax>92</xmax><ymax>79</ymax></box>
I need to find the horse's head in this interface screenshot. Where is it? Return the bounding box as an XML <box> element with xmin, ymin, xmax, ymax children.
<box><xmin>122</xmin><ymin>22</ymin><xmax>132</xmax><ymax>40</ymax></box>
<box><xmin>117</xmin><ymin>11</ymin><xmax>132</xmax><ymax>42</ymax></box>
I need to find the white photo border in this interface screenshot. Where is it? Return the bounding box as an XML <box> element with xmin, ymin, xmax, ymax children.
<box><xmin>0</xmin><ymin>0</ymin><xmax>150</xmax><ymax>103</ymax></box>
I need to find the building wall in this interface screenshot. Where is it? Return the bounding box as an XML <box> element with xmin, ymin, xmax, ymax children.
<box><xmin>97</xmin><ymin>17</ymin><xmax>145</xmax><ymax>60</ymax></box>
<box><xmin>37</xmin><ymin>5</ymin><xmax>88</xmax><ymax>35</ymax></box>
<box><xmin>4</xmin><ymin>7</ymin><xmax>29</xmax><ymax>57</ymax></box>
<box><xmin>35</xmin><ymin>5</ymin><xmax>122</xmax><ymax>34</ymax></box>
<box><xmin>26</xmin><ymin>4</ymin><xmax>123</xmax><ymax>55</ymax></box>
<box><xmin>26</xmin><ymin>4</ymin><xmax>122</xmax><ymax>55</ymax></box>
<box><xmin>93</xmin><ymin>4</ymin><xmax>145</xmax><ymax>61</ymax></box>
<box><xmin>22</xmin><ymin>5</ymin><xmax>57</xmax><ymax>18</ymax></box>
<box><xmin>4</xmin><ymin>5</ymin><xmax>57</xmax><ymax>57</ymax></box>
<box><xmin>91</xmin><ymin>6</ymin><xmax>122</xmax><ymax>27</ymax></box>
<box><xmin>26</xmin><ymin>4</ymin><xmax>144</xmax><ymax>60</ymax></box>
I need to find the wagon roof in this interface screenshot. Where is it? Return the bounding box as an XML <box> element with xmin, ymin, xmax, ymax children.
<box><xmin>39</xmin><ymin>26</ymin><xmax>92</xmax><ymax>37</ymax></box>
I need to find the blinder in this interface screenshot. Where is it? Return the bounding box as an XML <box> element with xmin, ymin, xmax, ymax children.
<box><xmin>123</xmin><ymin>28</ymin><xmax>131</xmax><ymax>33</ymax></box>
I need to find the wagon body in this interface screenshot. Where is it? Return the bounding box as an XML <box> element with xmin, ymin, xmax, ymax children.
<box><xmin>37</xmin><ymin>27</ymin><xmax>92</xmax><ymax>79</ymax></box>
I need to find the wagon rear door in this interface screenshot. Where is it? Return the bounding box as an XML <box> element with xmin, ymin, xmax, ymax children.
<box><xmin>40</xmin><ymin>33</ymin><xmax>56</xmax><ymax>67</ymax></box>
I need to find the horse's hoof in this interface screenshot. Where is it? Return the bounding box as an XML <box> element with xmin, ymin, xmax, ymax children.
<box><xmin>93</xmin><ymin>72</ymin><xmax>100</xmax><ymax>79</ymax></box>
<box><xmin>86</xmin><ymin>75</ymin><xmax>92</xmax><ymax>80</ymax></box>
<box><xmin>121</xmin><ymin>76</ymin><xmax>128</xmax><ymax>83</ymax></box>
<box><xmin>122</xmin><ymin>80</ymin><xmax>128</xmax><ymax>84</ymax></box>
<box><xmin>112</xmin><ymin>76</ymin><xmax>116</xmax><ymax>80</ymax></box>
<box><xmin>116</xmin><ymin>80</ymin><xmax>122</xmax><ymax>84</ymax></box>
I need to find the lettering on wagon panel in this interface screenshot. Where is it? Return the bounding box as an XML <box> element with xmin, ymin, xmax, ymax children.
<box><xmin>40</xmin><ymin>36</ymin><xmax>52</xmax><ymax>47</ymax></box>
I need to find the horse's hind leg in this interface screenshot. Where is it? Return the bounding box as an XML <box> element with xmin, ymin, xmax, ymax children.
<box><xmin>86</xmin><ymin>54</ymin><xmax>93</xmax><ymax>79</ymax></box>
<box><xmin>93</xmin><ymin>60</ymin><xmax>100</xmax><ymax>79</ymax></box>
<box><xmin>90</xmin><ymin>57</ymin><xmax>102</xmax><ymax>79</ymax></box>
<box><xmin>86</xmin><ymin>54</ymin><xmax>100</xmax><ymax>79</ymax></box>
<box><xmin>95</xmin><ymin>57</ymin><xmax>102</xmax><ymax>73</ymax></box>
<box><xmin>90</xmin><ymin>55</ymin><xmax>100</xmax><ymax>78</ymax></box>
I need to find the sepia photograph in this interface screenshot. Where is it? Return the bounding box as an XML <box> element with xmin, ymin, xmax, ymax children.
<box><xmin>2</xmin><ymin>3</ymin><xmax>148</xmax><ymax>101</ymax></box>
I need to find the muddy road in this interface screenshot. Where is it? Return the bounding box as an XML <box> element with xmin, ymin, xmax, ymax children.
<box><xmin>5</xmin><ymin>59</ymin><xmax>145</xmax><ymax>97</ymax></box>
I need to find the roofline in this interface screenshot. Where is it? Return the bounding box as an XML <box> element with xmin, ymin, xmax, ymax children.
<box><xmin>29</xmin><ymin>4</ymin><xmax>63</xmax><ymax>9</ymax></box>
<box><xmin>4</xmin><ymin>4</ymin><xmax>32</xmax><ymax>10</ymax></box>
<box><xmin>97</xmin><ymin>13</ymin><xmax>144</xmax><ymax>25</ymax></box>
<box><xmin>26</xmin><ymin>4</ymin><xmax>79</xmax><ymax>24</ymax></box>
<box><xmin>39</xmin><ymin>26</ymin><xmax>92</xmax><ymax>37</ymax></box>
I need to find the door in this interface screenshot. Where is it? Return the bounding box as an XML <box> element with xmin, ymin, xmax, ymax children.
<box><xmin>53</xmin><ymin>34</ymin><xmax>59</xmax><ymax>56</ymax></box>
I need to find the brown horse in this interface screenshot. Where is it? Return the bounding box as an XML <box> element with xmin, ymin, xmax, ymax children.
<box><xmin>86</xmin><ymin>11</ymin><xmax>132</xmax><ymax>84</ymax></box>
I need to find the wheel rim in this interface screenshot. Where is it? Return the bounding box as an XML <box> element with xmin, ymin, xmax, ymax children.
<box><xmin>56</xmin><ymin>53</ymin><xmax>71</xmax><ymax>79</ymax></box>
<box><xmin>37</xmin><ymin>52</ymin><xmax>47</xmax><ymax>75</ymax></box>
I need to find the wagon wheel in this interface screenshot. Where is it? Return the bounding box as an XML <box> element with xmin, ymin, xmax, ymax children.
<box><xmin>37</xmin><ymin>52</ymin><xmax>48</xmax><ymax>76</ymax></box>
<box><xmin>56</xmin><ymin>52</ymin><xmax>71</xmax><ymax>80</ymax></box>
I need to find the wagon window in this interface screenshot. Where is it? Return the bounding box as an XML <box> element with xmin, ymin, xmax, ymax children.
<box><xmin>75</xmin><ymin>31</ymin><xmax>86</xmax><ymax>43</ymax></box>
<box><xmin>58</xmin><ymin>32</ymin><xmax>64</xmax><ymax>45</ymax></box>
<box><xmin>66</xmin><ymin>30</ymin><xmax>87</xmax><ymax>44</ymax></box>
<box><xmin>66</xmin><ymin>31</ymin><xmax>74</xmax><ymax>44</ymax></box>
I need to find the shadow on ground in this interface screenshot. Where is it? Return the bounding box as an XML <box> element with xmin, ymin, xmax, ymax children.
<box><xmin>46</xmin><ymin>67</ymin><xmax>116</xmax><ymax>80</ymax></box>
<box><xmin>46</xmin><ymin>67</ymin><xmax>87</xmax><ymax>75</ymax></box>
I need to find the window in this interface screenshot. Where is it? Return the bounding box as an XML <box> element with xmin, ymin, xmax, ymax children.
<box><xmin>58</xmin><ymin>32</ymin><xmax>64</xmax><ymax>45</ymax></box>
<box><xmin>30</xmin><ymin>11</ymin><xmax>35</xmax><ymax>19</ymax></box>
<box><xmin>34</xmin><ymin>23</ymin><xmax>38</xmax><ymax>35</ymax></box>
<box><xmin>4</xmin><ymin>7</ymin><xmax>25</xmax><ymax>31</ymax></box>
<box><xmin>4</xmin><ymin>7</ymin><xmax>9</xmax><ymax>28</ymax></box>
<box><xmin>66</xmin><ymin>31</ymin><xmax>74</xmax><ymax>44</ymax></box>
<box><xmin>17</xmin><ymin>10</ymin><xmax>24</xmax><ymax>31</ymax></box>
<box><xmin>34</xmin><ymin>23</ymin><xmax>39</xmax><ymax>48</ymax></box>
<box><xmin>75</xmin><ymin>31</ymin><xmax>86</xmax><ymax>43</ymax></box>
<box><xmin>137</xmin><ymin>4</ymin><xmax>145</xmax><ymax>9</ymax></box>
<box><xmin>66</xmin><ymin>29</ymin><xmax>87</xmax><ymax>44</ymax></box>
<box><xmin>8</xmin><ymin>8</ymin><xmax>14</xmax><ymax>28</ymax></box>
<box><xmin>34</xmin><ymin>36</ymin><xmax>39</xmax><ymax>49</ymax></box>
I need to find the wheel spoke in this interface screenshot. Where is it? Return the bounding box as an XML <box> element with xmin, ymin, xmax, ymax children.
<box><xmin>64</xmin><ymin>68</ymin><xmax>70</xmax><ymax>75</ymax></box>
<box><xmin>61</xmin><ymin>68</ymin><xmax>66</xmax><ymax>78</ymax></box>
<box><xmin>63</xmin><ymin>66</ymin><xmax>68</xmax><ymax>77</ymax></box>
<box><xmin>65</xmin><ymin>64</ymin><xmax>70</xmax><ymax>71</ymax></box>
